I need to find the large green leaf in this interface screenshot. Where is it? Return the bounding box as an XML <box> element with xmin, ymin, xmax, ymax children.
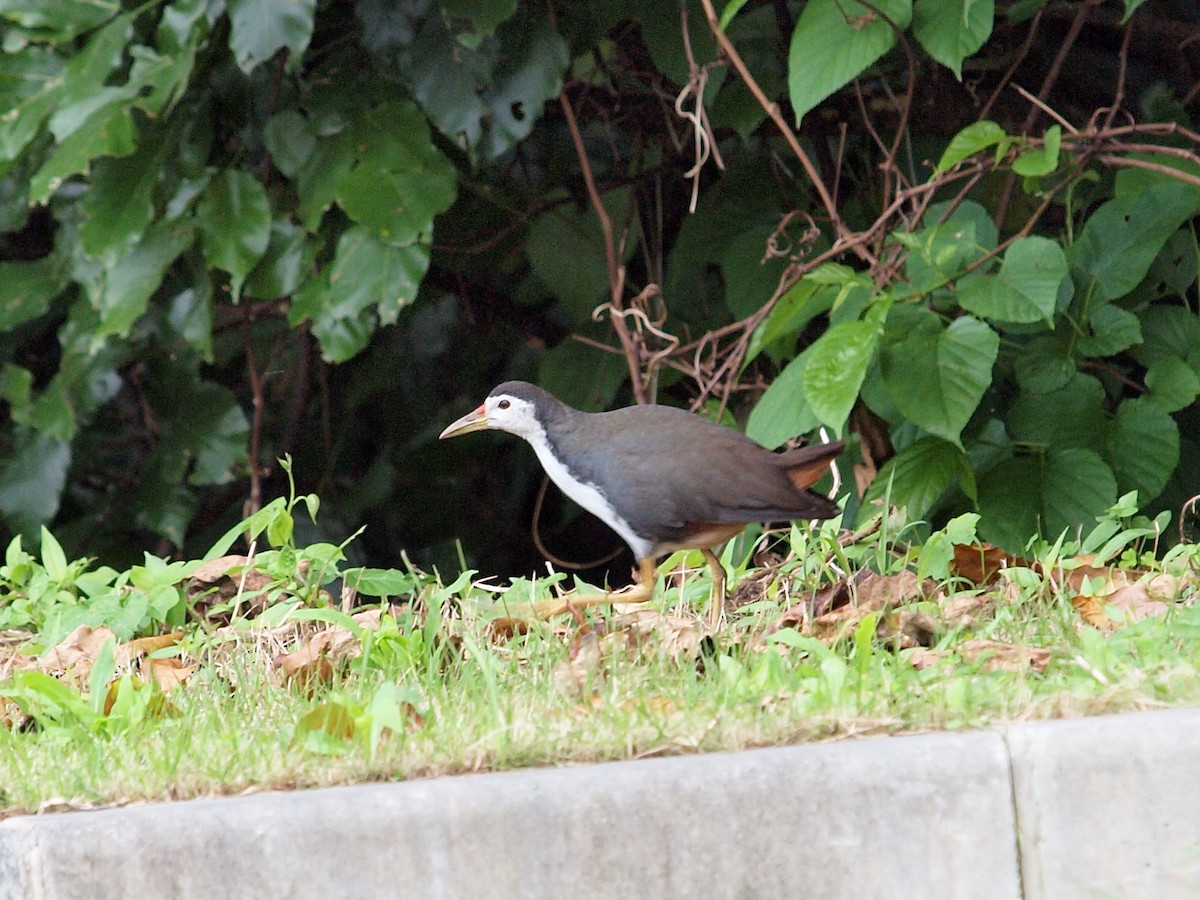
<box><xmin>1104</xmin><ymin>398</ymin><xmax>1179</xmax><ymax>504</ymax></box>
<box><xmin>527</xmin><ymin>188</ymin><xmax>637</xmax><ymax>320</ymax></box>
<box><xmin>0</xmin><ymin>0</ymin><xmax>118</xmax><ymax>42</ymax></box>
<box><xmin>803</xmin><ymin>317</ymin><xmax>884</xmax><ymax>433</ymax></box>
<box><xmin>291</xmin><ymin>227</ymin><xmax>430</xmax><ymax>362</ymax></box>
<box><xmin>1014</xmin><ymin>335</ymin><xmax>1075</xmax><ymax>394</ymax></box>
<box><xmin>335</xmin><ymin>104</ymin><xmax>457</xmax><ymax>248</ymax></box>
<box><xmin>788</xmin><ymin>0</ymin><xmax>913</xmax><ymax>125</ymax></box>
<box><xmin>244</xmin><ymin>221</ymin><xmax>313</xmax><ymax>301</ymax></box>
<box><xmin>0</xmin><ymin>429</ymin><xmax>71</xmax><ymax>535</ymax></box>
<box><xmin>912</xmin><ymin>0</ymin><xmax>993</xmax><ymax>79</ymax></box>
<box><xmin>1007</xmin><ymin>372</ymin><xmax>1107</xmax><ymax>450</ymax></box>
<box><xmin>0</xmin><ymin>256</ymin><xmax>66</xmax><ymax>330</ymax></box>
<box><xmin>226</xmin><ymin>0</ymin><xmax>316</xmax><ymax>73</ymax></box>
<box><xmin>865</xmin><ymin>436</ymin><xmax>975</xmax><ymax>519</ymax></box>
<box><xmin>1130</xmin><ymin>304</ymin><xmax>1200</xmax><ymax>368</ymax></box>
<box><xmin>1068</xmin><ymin>182</ymin><xmax>1200</xmax><ymax>302</ymax></box>
<box><xmin>79</xmin><ymin>129</ymin><xmax>164</xmax><ymax>257</ymax></box>
<box><xmin>1144</xmin><ymin>358</ymin><xmax>1200</xmax><ymax>413</ymax></box>
<box><xmin>746</xmin><ymin>347</ymin><xmax>819</xmax><ymax>449</ymax></box>
<box><xmin>197</xmin><ymin>169</ymin><xmax>271</xmax><ymax>299</ymax></box>
<box><xmin>358</xmin><ymin>0</ymin><xmax>567</xmax><ymax>162</ymax></box>
<box><xmin>978</xmin><ymin>448</ymin><xmax>1117</xmax><ymax>552</ymax></box>
<box><xmin>1074</xmin><ymin>302</ymin><xmax>1141</xmax><ymax>357</ymax></box>
<box><xmin>958</xmin><ymin>237</ymin><xmax>1066</xmax><ymax>324</ymax></box>
<box><xmin>902</xmin><ymin>200</ymin><xmax>998</xmax><ymax>294</ymax></box>
<box><xmin>95</xmin><ymin>223</ymin><xmax>194</xmax><ymax>341</ymax></box>
<box><xmin>881</xmin><ymin>312</ymin><xmax>998</xmax><ymax>445</ymax></box>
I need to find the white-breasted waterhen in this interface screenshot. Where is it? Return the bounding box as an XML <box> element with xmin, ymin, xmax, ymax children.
<box><xmin>439</xmin><ymin>381</ymin><xmax>843</xmax><ymax>627</ymax></box>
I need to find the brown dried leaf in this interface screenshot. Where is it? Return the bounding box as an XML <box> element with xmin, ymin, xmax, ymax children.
<box><xmin>855</xmin><ymin>570</ymin><xmax>930</xmax><ymax>608</ymax></box>
<box><xmin>139</xmin><ymin>657</ymin><xmax>195</xmax><ymax>692</ymax></box>
<box><xmin>959</xmin><ymin>639</ymin><xmax>1051</xmax><ymax>673</ymax></box>
<box><xmin>485</xmin><ymin>617</ymin><xmax>530</xmax><ymax>641</ymax></box>
<box><xmin>952</xmin><ymin>543</ymin><xmax>1026</xmax><ymax>586</ymax></box>
<box><xmin>614</xmin><ymin>608</ymin><xmax>702</xmax><ymax>659</ymax></box>
<box><xmin>115</xmin><ymin>631</ymin><xmax>183</xmax><ymax>667</ymax></box>
<box><xmin>1071</xmin><ymin>593</ymin><xmax>1115</xmax><ymax>631</ymax></box>
<box><xmin>907</xmin><ymin>647</ymin><xmax>948</xmax><ymax>670</ymax></box>
<box><xmin>185</xmin><ymin>555</ymin><xmax>276</xmax><ymax>619</ymax></box>
<box><xmin>907</xmin><ymin>640</ymin><xmax>1051</xmax><ymax>673</ymax></box>
<box><xmin>40</xmin><ymin>625</ymin><xmax>115</xmax><ymax>686</ymax></box>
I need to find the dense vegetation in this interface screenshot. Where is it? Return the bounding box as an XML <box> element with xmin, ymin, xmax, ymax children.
<box><xmin>0</xmin><ymin>0</ymin><xmax>1197</xmax><ymax>582</ymax></box>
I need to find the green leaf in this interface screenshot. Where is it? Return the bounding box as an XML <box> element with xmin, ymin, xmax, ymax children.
<box><xmin>291</xmin><ymin>227</ymin><xmax>431</xmax><ymax>362</ymax></box>
<box><xmin>803</xmin><ymin>318</ymin><xmax>883</xmax><ymax>432</ymax></box>
<box><xmin>934</xmin><ymin>120</ymin><xmax>1006</xmax><ymax>173</ymax></box>
<box><xmin>1130</xmin><ymin>304</ymin><xmax>1200</xmax><ymax>368</ymax></box>
<box><xmin>1014</xmin><ymin>336</ymin><xmax>1075</xmax><ymax>394</ymax></box>
<box><xmin>263</xmin><ymin>110</ymin><xmax>315</xmax><ymax>178</ymax></box>
<box><xmin>1011</xmin><ymin>125</ymin><xmax>1061</xmax><ymax>176</ymax></box>
<box><xmin>1104</xmin><ymin>398</ymin><xmax>1179</xmax><ymax>504</ymax></box>
<box><xmin>244</xmin><ymin>221</ymin><xmax>313</xmax><ymax>300</ymax></box>
<box><xmin>439</xmin><ymin>0</ymin><xmax>519</xmax><ymax>38</ymax></box>
<box><xmin>197</xmin><ymin>170</ymin><xmax>271</xmax><ymax>298</ymax></box>
<box><xmin>978</xmin><ymin>448</ymin><xmax>1117</xmax><ymax>552</ymax></box>
<box><xmin>95</xmin><ymin>222</ymin><xmax>194</xmax><ymax>341</ymax></box>
<box><xmin>341</xmin><ymin>567</ymin><xmax>418</xmax><ymax>598</ymax></box>
<box><xmin>1068</xmin><ymin>182</ymin><xmax>1200</xmax><ymax>302</ymax></box>
<box><xmin>1075</xmin><ymin>302</ymin><xmax>1142</xmax><ymax>358</ymax></box>
<box><xmin>721</xmin><ymin>224</ymin><xmax>791</xmax><ymax>319</ymax></box>
<box><xmin>30</xmin><ymin>95</ymin><xmax>138</xmax><ymax>202</ymax></box>
<box><xmin>1007</xmin><ymin>373</ymin><xmax>1107</xmax><ymax>450</ymax></box>
<box><xmin>527</xmin><ymin>188</ymin><xmax>636</xmax><ymax>320</ymax></box>
<box><xmin>718</xmin><ymin>0</ymin><xmax>752</xmax><ymax>30</ymax></box>
<box><xmin>912</xmin><ymin>0</ymin><xmax>993</xmax><ymax>80</ymax></box>
<box><xmin>902</xmin><ymin>209</ymin><xmax>994</xmax><ymax>294</ymax></box>
<box><xmin>747</xmin><ymin>347</ymin><xmax>820</xmax><ymax>449</ymax></box>
<box><xmin>1144</xmin><ymin>357</ymin><xmax>1200</xmax><ymax>412</ymax></box>
<box><xmin>0</xmin><ymin>256</ymin><xmax>65</xmax><ymax>330</ymax></box>
<box><xmin>865</xmin><ymin>436</ymin><xmax>974</xmax><ymax>519</ymax></box>
<box><xmin>745</xmin><ymin>281</ymin><xmax>836</xmax><ymax>366</ymax></box>
<box><xmin>0</xmin><ymin>0</ymin><xmax>118</xmax><ymax>41</ymax></box>
<box><xmin>788</xmin><ymin>0</ymin><xmax>913</xmax><ymax>126</ymax></box>
<box><xmin>881</xmin><ymin>312</ymin><xmax>998</xmax><ymax>445</ymax></box>
<box><xmin>39</xmin><ymin>526</ymin><xmax>68</xmax><ymax>581</ymax></box>
<box><xmin>0</xmin><ymin>429</ymin><xmax>71</xmax><ymax>534</ymax></box>
<box><xmin>957</xmin><ymin>236</ymin><xmax>1066</xmax><ymax>323</ymax></box>
<box><xmin>79</xmin><ymin>128</ymin><xmax>164</xmax><ymax>257</ymax></box>
<box><xmin>335</xmin><ymin>106</ymin><xmax>458</xmax><ymax>247</ymax></box>
<box><xmin>226</xmin><ymin>0</ymin><xmax>316</xmax><ymax>73</ymax></box>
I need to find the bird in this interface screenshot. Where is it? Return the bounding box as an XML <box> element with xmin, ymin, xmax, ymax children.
<box><xmin>439</xmin><ymin>381</ymin><xmax>843</xmax><ymax>628</ymax></box>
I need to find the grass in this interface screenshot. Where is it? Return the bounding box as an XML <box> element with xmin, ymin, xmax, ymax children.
<box><xmin>1</xmin><ymin>486</ymin><xmax>1198</xmax><ymax>817</ymax></box>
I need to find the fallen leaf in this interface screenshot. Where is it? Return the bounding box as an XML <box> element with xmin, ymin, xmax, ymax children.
<box><xmin>1071</xmin><ymin>593</ymin><xmax>1115</xmax><ymax>630</ymax></box>
<box><xmin>960</xmin><ymin>639</ymin><xmax>1051</xmax><ymax>673</ymax></box>
<box><xmin>952</xmin><ymin>543</ymin><xmax>1026</xmax><ymax>586</ymax></box>
<box><xmin>485</xmin><ymin>617</ymin><xmax>530</xmax><ymax>641</ymax></box>
<box><xmin>40</xmin><ymin>625</ymin><xmax>115</xmax><ymax>686</ymax></box>
<box><xmin>186</xmin><ymin>555</ymin><xmax>277</xmax><ymax>620</ymax></box>
<box><xmin>139</xmin><ymin>657</ymin><xmax>195</xmax><ymax>692</ymax></box>
<box><xmin>907</xmin><ymin>640</ymin><xmax>1051</xmax><ymax>673</ymax></box>
<box><xmin>115</xmin><ymin>631</ymin><xmax>183</xmax><ymax>667</ymax></box>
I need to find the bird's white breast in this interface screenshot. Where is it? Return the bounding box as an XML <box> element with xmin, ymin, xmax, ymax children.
<box><xmin>526</xmin><ymin>426</ymin><xmax>654</xmax><ymax>561</ymax></box>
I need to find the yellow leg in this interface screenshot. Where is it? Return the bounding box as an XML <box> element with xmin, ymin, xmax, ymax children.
<box><xmin>701</xmin><ymin>548</ymin><xmax>727</xmax><ymax>630</ymax></box>
<box><xmin>526</xmin><ymin>557</ymin><xmax>658</xmax><ymax>619</ymax></box>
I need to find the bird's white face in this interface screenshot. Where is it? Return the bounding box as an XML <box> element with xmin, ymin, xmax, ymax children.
<box><xmin>480</xmin><ymin>393</ymin><xmax>541</xmax><ymax>439</ymax></box>
<box><xmin>438</xmin><ymin>392</ymin><xmax>542</xmax><ymax>441</ymax></box>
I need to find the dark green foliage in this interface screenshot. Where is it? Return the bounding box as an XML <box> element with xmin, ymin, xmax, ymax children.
<box><xmin>0</xmin><ymin>0</ymin><xmax>1196</xmax><ymax>575</ymax></box>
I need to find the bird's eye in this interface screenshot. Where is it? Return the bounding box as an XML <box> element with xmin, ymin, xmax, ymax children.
<box><xmin>497</xmin><ymin>399</ymin><xmax>511</xmax><ymax>410</ymax></box>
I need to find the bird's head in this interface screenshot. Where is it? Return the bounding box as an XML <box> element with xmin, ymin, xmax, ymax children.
<box><xmin>438</xmin><ymin>383</ymin><xmax>545</xmax><ymax>442</ymax></box>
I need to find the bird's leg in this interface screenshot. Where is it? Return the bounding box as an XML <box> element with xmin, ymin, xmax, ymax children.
<box><xmin>525</xmin><ymin>557</ymin><xmax>657</xmax><ymax>619</ymax></box>
<box><xmin>701</xmin><ymin>548</ymin><xmax>727</xmax><ymax>629</ymax></box>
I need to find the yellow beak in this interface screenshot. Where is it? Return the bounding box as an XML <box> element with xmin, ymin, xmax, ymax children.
<box><xmin>439</xmin><ymin>403</ymin><xmax>489</xmax><ymax>439</ymax></box>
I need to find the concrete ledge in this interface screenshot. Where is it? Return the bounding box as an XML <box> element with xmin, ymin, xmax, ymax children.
<box><xmin>1006</xmin><ymin>707</ymin><xmax>1200</xmax><ymax>900</ymax></box>
<box><xmin>2</xmin><ymin>709</ymin><xmax>1197</xmax><ymax>899</ymax></box>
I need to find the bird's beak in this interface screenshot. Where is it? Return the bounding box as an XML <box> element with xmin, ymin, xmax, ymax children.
<box><xmin>439</xmin><ymin>403</ymin><xmax>489</xmax><ymax>439</ymax></box>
